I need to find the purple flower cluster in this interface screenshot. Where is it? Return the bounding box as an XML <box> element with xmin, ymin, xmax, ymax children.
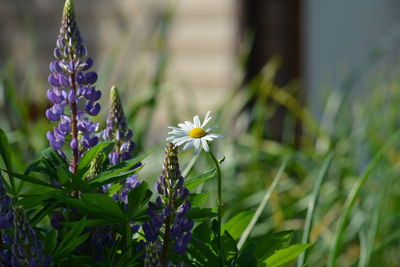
<box><xmin>11</xmin><ymin>207</ymin><xmax>51</xmax><ymax>267</ymax></box>
<box><xmin>0</xmin><ymin>179</ymin><xmax>13</xmax><ymax>266</ymax></box>
<box><xmin>102</xmin><ymin>86</ymin><xmax>140</xmax><ymax>203</ymax></box>
<box><xmin>46</xmin><ymin>0</ymin><xmax>101</xmax><ymax>171</ymax></box>
<box><xmin>91</xmin><ymin>226</ymin><xmax>114</xmax><ymax>262</ymax></box>
<box><xmin>142</xmin><ymin>144</ymin><xmax>193</xmax><ymax>265</ymax></box>
<box><xmin>144</xmin><ymin>241</ymin><xmax>162</xmax><ymax>267</ymax></box>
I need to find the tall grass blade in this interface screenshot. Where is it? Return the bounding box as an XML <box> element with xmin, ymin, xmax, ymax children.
<box><xmin>237</xmin><ymin>157</ymin><xmax>289</xmax><ymax>250</ymax></box>
<box><xmin>297</xmin><ymin>152</ymin><xmax>334</xmax><ymax>267</ymax></box>
<box><xmin>327</xmin><ymin>130</ymin><xmax>400</xmax><ymax>267</ymax></box>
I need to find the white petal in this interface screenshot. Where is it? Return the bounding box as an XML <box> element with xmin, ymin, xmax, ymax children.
<box><xmin>201</xmin><ymin>111</ymin><xmax>212</xmax><ymax>128</ymax></box>
<box><xmin>193</xmin><ymin>115</ymin><xmax>201</xmax><ymax>128</ymax></box>
<box><xmin>206</xmin><ymin>125</ymin><xmax>219</xmax><ymax>132</ymax></box>
<box><xmin>178</xmin><ymin>123</ymin><xmax>192</xmax><ymax>131</ymax></box>
<box><xmin>202</xmin><ymin>135</ymin><xmax>215</xmax><ymax>141</ymax></box>
<box><xmin>193</xmin><ymin>138</ymin><xmax>201</xmax><ymax>152</ymax></box>
<box><xmin>201</xmin><ymin>139</ymin><xmax>209</xmax><ymax>152</ymax></box>
<box><xmin>166</xmin><ymin>136</ymin><xmax>175</xmax><ymax>141</ymax></box>
<box><xmin>182</xmin><ymin>141</ymin><xmax>193</xmax><ymax>151</ymax></box>
<box><xmin>169</xmin><ymin>135</ymin><xmax>189</xmax><ymax>144</ymax></box>
<box><xmin>207</xmin><ymin>133</ymin><xmax>225</xmax><ymax>139</ymax></box>
<box><xmin>168</xmin><ymin>126</ymin><xmax>182</xmax><ymax>131</ymax></box>
<box><xmin>175</xmin><ymin>136</ymin><xmax>192</xmax><ymax>146</ymax></box>
<box><xmin>168</xmin><ymin>130</ymin><xmax>187</xmax><ymax>135</ymax></box>
<box><xmin>184</xmin><ymin>121</ymin><xmax>194</xmax><ymax>128</ymax></box>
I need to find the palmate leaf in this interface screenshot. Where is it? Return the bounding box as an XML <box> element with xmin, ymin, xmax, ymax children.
<box><xmin>90</xmin><ymin>153</ymin><xmax>148</xmax><ymax>183</ymax></box>
<box><xmin>49</xmin><ymin>191</ymin><xmax>118</xmax><ymax>220</ymax></box>
<box><xmin>1</xmin><ymin>170</ymin><xmax>56</xmax><ymax>188</ymax></box>
<box><xmin>87</xmin><ymin>166</ymin><xmax>143</xmax><ymax>187</ymax></box>
<box><xmin>81</xmin><ymin>193</ymin><xmax>125</xmax><ymax>221</ymax></box>
<box><xmin>53</xmin><ymin>216</ymin><xmax>91</xmax><ymax>260</ymax></box>
<box><xmin>42</xmin><ymin>147</ymin><xmax>69</xmax><ymax>169</ymax></box>
<box><xmin>127</xmin><ymin>181</ymin><xmax>151</xmax><ymax>218</ymax></box>
<box><xmin>43</xmin><ymin>230</ymin><xmax>57</xmax><ymax>256</ymax></box>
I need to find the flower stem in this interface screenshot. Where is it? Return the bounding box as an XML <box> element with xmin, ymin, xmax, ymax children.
<box><xmin>161</xmin><ymin>190</ymin><xmax>174</xmax><ymax>266</ymax></box>
<box><xmin>209</xmin><ymin>150</ymin><xmax>224</xmax><ymax>265</ymax></box>
<box><xmin>70</xmin><ymin>71</ymin><xmax>78</xmax><ymax>174</ymax></box>
<box><xmin>126</xmin><ymin>222</ymin><xmax>132</xmax><ymax>259</ymax></box>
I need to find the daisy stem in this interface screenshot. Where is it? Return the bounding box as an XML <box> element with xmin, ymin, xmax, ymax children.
<box><xmin>209</xmin><ymin>150</ymin><xmax>224</xmax><ymax>265</ymax></box>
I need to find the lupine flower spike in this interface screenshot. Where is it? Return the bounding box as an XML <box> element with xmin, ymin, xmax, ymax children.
<box><xmin>143</xmin><ymin>143</ymin><xmax>193</xmax><ymax>266</ymax></box>
<box><xmin>167</xmin><ymin>111</ymin><xmax>224</xmax><ymax>153</ymax></box>
<box><xmin>0</xmin><ymin>178</ymin><xmax>13</xmax><ymax>266</ymax></box>
<box><xmin>12</xmin><ymin>207</ymin><xmax>51</xmax><ymax>266</ymax></box>
<box><xmin>46</xmin><ymin>0</ymin><xmax>101</xmax><ymax>172</ymax></box>
<box><xmin>102</xmin><ymin>86</ymin><xmax>140</xmax><ymax>203</ymax></box>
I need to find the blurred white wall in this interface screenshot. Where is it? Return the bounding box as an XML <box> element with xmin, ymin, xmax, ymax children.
<box><xmin>304</xmin><ymin>0</ymin><xmax>400</xmax><ymax>115</ymax></box>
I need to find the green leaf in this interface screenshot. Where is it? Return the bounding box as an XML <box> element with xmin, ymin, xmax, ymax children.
<box><xmin>54</xmin><ymin>216</ymin><xmax>88</xmax><ymax>259</ymax></box>
<box><xmin>255</xmin><ymin>231</ymin><xmax>294</xmax><ymax>261</ymax></box>
<box><xmin>221</xmin><ymin>231</ymin><xmax>238</xmax><ymax>260</ymax></box>
<box><xmin>77</xmin><ymin>141</ymin><xmax>114</xmax><ymax>174</ymax></box>
<box><xmin>222</xmin><ymin>210</ymin><xmax>255</xmax><ymax>240</ymax></box>
<box><xmin>42</xmin><ymin>147</ymin><xmax>69</xmax><ymax>168</ymax></box>
<box><xmin>264</xmin><ymin>244</ymin><xmax>313</xmax><ymax>267</ymax></box>
<box><xmin>187</xmin><ymin>208</ymin><xmax>217</xmax><ymax>220</ymax></box>
<box><xmin>190</xmin><ymin>237</ymin><xmax>219</xmax><ymax>264</ymax></box>
<box><xmin>69</xmin><ymin>172</ymin><xmax>96</xmax><ymax>193</ymax></box>
<box><xmin>62</xmin><ymin>218</ymin><xmax>114</xmax><ymax>228</ymax></box>
<box><xmin>193</xmin><ymin>222</ymin><xmax>212</xmax><ymax>245</ymax></box>
<box><xmin>14</xmin><ymin>192</ymin><xmax>56</xmax><ymax>209</ymax></box>
<box><xmin>30</xmin><ymin>201</ymin><xmax>59</xmax><ymax>226</ymax></box>
<box><xmin>81</xmin><ymin>193</ymin><xmax>125</xmax><ymax>221</ymax></box>
<box><xmin>2</xmin><ymin>170</ymin><xmax>55</xmax><ymax>188</ymax></box>
<box><xmin>57</xmin><ymin>232</ymin><xmax>92</xmax><ymax>260</ymax></box>
<box><xmin>88</xmin><ymin>166</ymin><xmax>142</xmax><ymax>187</ymax></box>
<box><xmin>0</xmin><ymin>128</ymin><xmax>13</xmax><ymax>174</ymax></box>
<box><xmin>127</xmin><ymin>181</ymin><xmax>149</xmax><ymax>218</ymax></box>
<box><xmin>43</xmin><ymin>230</ymin><xmax>57</xmax><ymax>255</ymax></box>
<box><xmin>24</xmin><ymin>165</ymin><xmax>56</xmax><ymax>178</ymax></box>
<box><xmin>237</xmin><ymin>243</ymin><xmax>257</xmax><ymax>266</ymax></box>
<box><xmin>188</xmin><ymin>193</ymin><xmax>209</xmax><ymax>206</ymax></box>
<box><xmin>93</xmin><ymin>153</ymin><xmax>148</xmax><ymax>182</ymax></box>
<box><xmin>56</xmin><ymin>165</ymin><xmax>71</xmax><ymax>186</ymax></box>
<box><xmin>0</xmin><ymin>128</ymin><xmax>15</xmax><ymax>194</ymax></box>
<box><xmin>185</xmin><ymin>168</ymin><xmax>216</xmax><ymax>190</ymax></box>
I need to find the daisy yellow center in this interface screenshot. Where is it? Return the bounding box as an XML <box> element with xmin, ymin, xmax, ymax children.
<box><xmin>188</xmin><ymin>127</ymin><xmax>206</xmax><ymax>138</ymax></box>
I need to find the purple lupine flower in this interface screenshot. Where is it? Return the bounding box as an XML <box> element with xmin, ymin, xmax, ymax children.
<box><xmin>144</xmin><ymin>241</ymin><xmax>162</xmax><ymax>267</ymax></box>
<box><xmin>91</xmin><ymin>226</ymin><xmax>113</xmax><ymax>262</ymax></box>
<box><xmin>50</xmin><ymin>211</ymin><xmax>65</xmax><ymax>230</ymax></box>
<box><xmin>11</xmin><ymin>207</ymin><xmax>51</xmax><ymax>267</ymax></box>
<box><xmin>46</xmin><ymin>0</ymin><xmax>101</xmax><ymax>172</ymax></box>
<box><xmin>0</xmin><ymin>179</ymin><xmax>13</xmax><ymax>266</ymax></box>
<box><xmin>142</xmin><ymin>144</ymin><xmax>193</xmax><ymax>265</ymax></box>
<box><xmin>101</xmin><ymin>86</ymin><xmax>140</xmax><ymax>203</ymax></box>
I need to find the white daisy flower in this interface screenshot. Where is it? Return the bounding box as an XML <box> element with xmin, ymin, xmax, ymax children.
<box><xmin>167</xmin><ymin>111</ymin><xmax>224</xmax><ymax>153</ymax></box>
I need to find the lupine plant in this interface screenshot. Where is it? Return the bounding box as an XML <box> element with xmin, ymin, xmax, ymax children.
<box><xmin>0</xmin><ymin>0</ymin><xmax>313</xmax><ymax>266</ymax></box>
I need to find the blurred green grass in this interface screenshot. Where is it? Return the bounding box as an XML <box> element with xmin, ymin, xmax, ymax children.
<box><xmin>2</xmin><ymin>5</ymin><xmax>400</xmax><ymax>266</ymax></box>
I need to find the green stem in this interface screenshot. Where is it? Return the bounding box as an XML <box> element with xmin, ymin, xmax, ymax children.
<box><xmin>209</xmin><ymin>150</ymin><xmax>224</xmax><ymax>266</ymax></box>
<box><xmin>126</xmin><ymin>222</ymin><xmax>132</xmax><ymax>259</ymax></box>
